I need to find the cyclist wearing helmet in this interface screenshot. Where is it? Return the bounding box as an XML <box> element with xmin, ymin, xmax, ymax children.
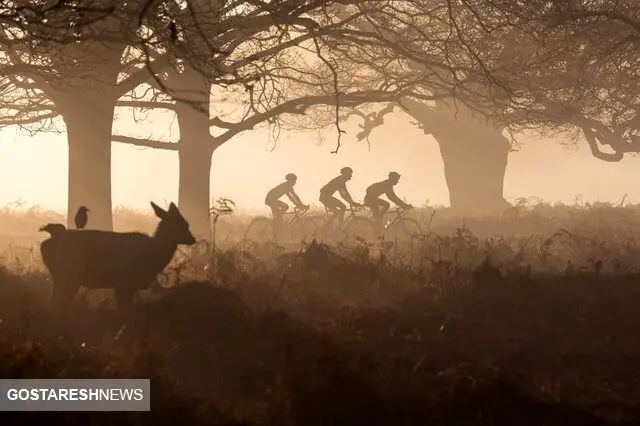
<box><xmin>265</xmin><ymin>173</ymin><xmax>307</xmax><ymax>227</ymax></box>
<box><xmin>319</xmin><ymin>167</ymin><xmax>361</xmax><ymax>225</ymax></box>
<box><xmin>364</xmin><ymin>171</ymin><xmax>412</xmax><ymax>230</ymax></box>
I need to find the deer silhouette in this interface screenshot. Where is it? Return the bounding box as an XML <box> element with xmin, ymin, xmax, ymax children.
<box><xmin>40</xmin><ymin>202</ymin><xmax>196</xmax><ymax>308</ymax></box>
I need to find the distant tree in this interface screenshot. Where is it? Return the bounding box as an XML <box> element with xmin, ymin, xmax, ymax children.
<box><xmin>327</xmin><ymin>0</ymin><xmax>639</xmax><ymax>214</ymax></box>
<box><xmin>0</xmin><ymin>1</ymin><xmax>161</xmax><ymax>230</ymax></box>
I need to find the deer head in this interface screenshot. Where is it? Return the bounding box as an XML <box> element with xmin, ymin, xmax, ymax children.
<box><xmin>151</xmin><ymin>202</ymin><xmax>196</xmax><ymax>246</ymax></box>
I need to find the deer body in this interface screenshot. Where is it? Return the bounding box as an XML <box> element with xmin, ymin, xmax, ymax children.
<box><xmin>40</xmin><ymin>202</ymin><xmax>196</xmax><ymax>308</ymax></box>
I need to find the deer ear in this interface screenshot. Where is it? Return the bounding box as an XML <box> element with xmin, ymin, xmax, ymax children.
<box><xmin>168</xmin><ymin>202</ymin><xmax>179</xmax><ymax>214</ymax></box>
<box><xmin>151</xmin><ymin>202</ymin><xmax>168</xmax><ymax>219</ymax></box>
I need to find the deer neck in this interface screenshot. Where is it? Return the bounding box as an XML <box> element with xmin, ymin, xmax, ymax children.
<box><xmin>152</xmin><ymin>229</ymin><xmax>180</xmax><ymax>257</ymax></box>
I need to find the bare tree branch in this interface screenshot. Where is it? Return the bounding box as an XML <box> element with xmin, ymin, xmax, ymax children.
<box><xmin>112</xmin><ymin>134</ymin><xmax>179</xmax><ymax>151</ymax></box>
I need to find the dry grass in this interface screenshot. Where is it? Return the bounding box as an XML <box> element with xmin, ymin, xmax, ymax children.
<box><xmin>1</xmin><ymin>201</ymin><xmax>640</xmax><ymax>425</ymax></box>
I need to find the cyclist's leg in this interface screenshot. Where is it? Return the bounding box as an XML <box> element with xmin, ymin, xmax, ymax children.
<box><xmin>319</xmin><ymin>195</ymin><xmax>333</xmax><ymax>219</ymax></box>
<box><xmin>379</xmin><ymin>199</ymin><xmax>390</xmax><ymax>216</ymax></box>
<box><xmin>264</xmin><ymin>203</ymin><xmax>279</xmax><ymax>237</ymax></box>
<box><xmin>275</xmin><ymin>200</ymin><xmax>288</xmax><ymax>225</ymax></box>
<box><xmin>366</xmin><ymin>198</ymin><xmax>388</xmax><ymax>231</ymax></box>
<box><xmin>325</xmin><ymin>196</ymin><xmax>346</xmax><ymax>225</ymax></box>
<box><xmin>363</xmin><ymin>197</ymin><xmax>374</xmax><ymax>216</ymax></box>
<box><xmin>363</xmin><ymin>197</ymin><xmax>378</xmax><ymax>226</ymax></box>
<box><xmin>266</xmin><ymin>203</ymin><xmax>278</xmax><ymax>225</ymax></box>
<box><xmin>319</xmin><ymin>195</ymin><xmax>338</xmax><ymax>224</ymax></box>
<box><xmin>378</xmin><ymin>200</ymin><xmax>390</xmax><ymax>230</ymax></box>
<box><xmin>267</xmin><ymin>200</ymin><xmax>287</xmax><ymax>229</ymax></box>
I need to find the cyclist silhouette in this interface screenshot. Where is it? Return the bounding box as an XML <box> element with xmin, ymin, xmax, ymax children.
<box><xmin>319</xmin><ymin>167</ymin><xmax>361</xmax><ymax>225</ymax></box>
<box><xmin>265</xmin><ymin>173</ymin><xmax>308</xmax><ymax>228</ymax></box>
<box><xmin>364</xmin><ymin>171</ymin><xmax>412</xmax><ymax>230</ymax></box>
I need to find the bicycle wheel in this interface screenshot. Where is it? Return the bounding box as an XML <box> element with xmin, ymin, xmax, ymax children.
<box><xmin>343</xmin><ymin>217</ymin><xmax>376</xmax><ymax>242</ymax></box>
<box><xmin>296</xmin><ymin>216</ymin><xmax>328</xmax><ymax>242</ymax></box>
<box><xmin>244</xmin><ymin>217</ymin><xmax>276</xmax><ymax>243</ymax></box>
<box><xmin>389</xmin><ymin>218</ymin><xmax>422</xmax><ymax>242</ymax></box>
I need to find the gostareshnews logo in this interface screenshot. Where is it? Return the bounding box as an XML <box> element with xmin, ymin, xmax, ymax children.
<box><xmin>0</xmin><ymin>379</ymin><xmax>150</xmax><ymax>411</ymax></box>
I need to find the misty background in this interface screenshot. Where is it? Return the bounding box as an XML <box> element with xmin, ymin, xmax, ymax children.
<box><xmin>2</xmin><ymin>110</ymin><xmax>638</xmax><ymax>215</ymax></box>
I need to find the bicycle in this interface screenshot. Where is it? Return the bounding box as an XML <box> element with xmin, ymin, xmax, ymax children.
<box><xmin>343</xmin><ymin>205</ymin><xmax>422</xmax><ymax>242</ymax></box>
<box><xmin>301</xmin><ymin>205</ymin><xmax>373</xmax><ymax>242</ymax></box>
<box><xmin>304</xmin><ymin>205</ymin><xmax>422</xmax><ymax>243</ymax></box>
<box><xmin>378</xmin><ymin>206</ymin><xmax>422</xmax><ymax>242</ymax></box>
<box><xmin>243</xmin><ymin>205</ymin><xmax>315</xmax><ymax>245</ymax></box>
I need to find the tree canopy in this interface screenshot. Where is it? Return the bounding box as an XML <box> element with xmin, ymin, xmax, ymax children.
<box><xmin>336</xmin><ymin>0</ymin><xmax>639</xmax><ymax>161</ymax></box>
<box><xmin>1</xmin><ymin>0</ymin><xmax>635</xmax><ymax>152</ymax></box>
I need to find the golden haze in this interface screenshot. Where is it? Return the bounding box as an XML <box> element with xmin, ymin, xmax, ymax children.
<box><xmin>1</xmin><ymin>111</ymin><xmax>639</xmax><ymax>214</ymax></box>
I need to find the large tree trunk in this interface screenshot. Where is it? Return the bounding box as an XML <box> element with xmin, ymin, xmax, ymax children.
<box><xmin>436</xmin><ymin>125</ymin><xmax>510</xmax><ymax>215</ymax></box>
<box><xmin>46</xmin><ymin>42</ymin><xmax>124</xmax><ymax>232</ymax></box>
<box><xmin>176</xmin><ymin>103</ymin><xmax>215</xmax><ymax>239</ymax></box>
<box><xmin>63</xmin><ymin>102</ymin><xmax>115</xmax><ymax>231</ymax></box>
<box><xmin>171</xmin><ymin>67</ymin><xmax>215</xmax><ymax>239</ymax></box>
<box><xmin>402</xmin><ymin>99</ymin><xmax>511</xmax><ymax>215</ymax></box>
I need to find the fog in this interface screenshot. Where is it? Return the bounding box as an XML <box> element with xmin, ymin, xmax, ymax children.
<box><xmin>2</xmin><ymin>111</ymin><xmax>638</xmax><ymax>214</ymax></box>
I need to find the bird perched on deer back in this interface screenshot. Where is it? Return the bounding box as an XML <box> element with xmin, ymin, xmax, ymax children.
<box><xmin>74</xmin><ymin>206</ymin><xmax>89</xmax><ymax>230</ymax></box>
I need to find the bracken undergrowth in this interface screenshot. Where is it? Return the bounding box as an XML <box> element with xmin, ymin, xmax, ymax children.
<box><xmin>0</xmin><ymin>202</ymin><xmax>640</xmax><ymax>425</ymax></box>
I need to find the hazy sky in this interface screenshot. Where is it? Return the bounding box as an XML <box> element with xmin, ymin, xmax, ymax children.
<box><xmin>1</xmin><ymin>109</ymin><xmax>639</xmax><ymax>215</ymax></box>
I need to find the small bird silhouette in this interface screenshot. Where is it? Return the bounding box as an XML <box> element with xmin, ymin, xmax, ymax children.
<box><xmin>74</xmin><ymin>206</ymin><xmax>89</xmax><ymax>230</ymax></box>
<box><xmin>39</xmin><ymin>223</ymin><xmax>67</xmax><ymax>237</ymax></box>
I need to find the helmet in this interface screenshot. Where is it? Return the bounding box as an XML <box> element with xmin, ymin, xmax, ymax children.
<box><xmin>285</xmin><ymin>173</ymin><xmax>297</xmax><ymax>181</ymax></box>
<box><xmin>389</xmin><ymin>171</ymin><xmax>400</xmax><ymax>179</ymax></box>
<box><xmin>340</xmin><ymin>167</ymin><xmax>353</xmax><ymax>175</ymax></box>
